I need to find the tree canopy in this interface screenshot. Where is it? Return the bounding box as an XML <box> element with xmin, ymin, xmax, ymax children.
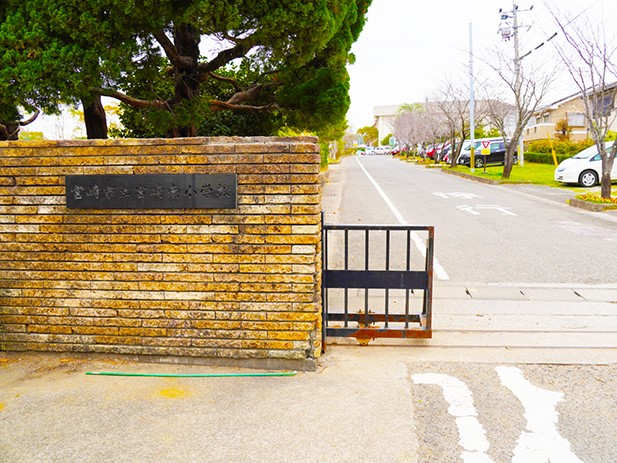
<box><xmin>0</xmin><ymin>0</ymin><xmax>372</xmax><ymax>139</ymax></box>
<box><xmin>356</xmin><ymin>125</ymin><xmax>378</xmax><ymax>146</ymax></box>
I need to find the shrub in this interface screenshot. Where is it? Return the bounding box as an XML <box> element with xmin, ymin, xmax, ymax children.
<box><xmin>319</xmin><ymin>142</ymin><xmax>330</xmax><ymax>168</ymax></box>
<box><xmin>526</xmin><ymin>139</ymin><xmax>593</xmax><ymax>155</ymax></box>
<box><xmin>524</xmin><ymin>152</ymin><xmax>571</xmax><ymax>165</ymax></box>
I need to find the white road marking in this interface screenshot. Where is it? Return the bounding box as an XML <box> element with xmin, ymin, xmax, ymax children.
<box><xmin>434</xmin><ymin>192</ymin><xmax>484</xmax><ymax>199</ymax></box>
<box><xmin>457</xmin><ymin>204</ymin><xmax>481</xmax><ymax>215</ymax></box>
<box><xmin>496</xmin><ymin>366</ymin><xmax>584</xmax><ymax>463</ymax></box>
<box><xmin>457</xmin><ymin>205</ymin><xmax>517</xmax><ymax>216</ymax></box>
<box><xmin>356</xmin><ymin>158</ymin><xmax>450</xmax><ymax>280</ymax></box>
<box><xmin>413</xmin><ymin>373</ymin><xmax>494</xmax><ymax>463</ymax></box>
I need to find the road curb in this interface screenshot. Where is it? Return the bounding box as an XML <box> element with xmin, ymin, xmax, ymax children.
<box><xmin>569</xmin><ymin>198</ymin><xmax>617</xmax><ymax>212</ymax></box>
<box><xmin>440</xmin><ymin>167</ymin><xmax>502</xmax><ymax>185</ymax></box>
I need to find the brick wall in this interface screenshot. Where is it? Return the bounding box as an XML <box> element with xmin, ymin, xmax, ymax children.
<box><xmin>0</xmin><ymin>137</ymin><xmax>322</xmax><ymax>370</ymax></box>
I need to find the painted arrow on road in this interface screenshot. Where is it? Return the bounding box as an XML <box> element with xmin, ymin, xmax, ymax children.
<box><xmin>457</xmin><ymin>205</ymin><xmax>517</xmax><ymax>216</ymax></box>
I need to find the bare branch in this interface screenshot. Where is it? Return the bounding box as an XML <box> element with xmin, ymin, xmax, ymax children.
<box><xmin>226</xmin><ymin>85</ymin><xmax>264</xmax><ymax>105</ymax></box>
<box><xmin>547</xmin><ymin>2</ymin><xmax>617</xmax><ymax>197</ymax></box>
<box><xmin>19</xmin><ymin>108</ymin><xmax>40</xmax><ymax>126</ymax></box>
<box><xmin>210</xmin><ymin>100</ymin><xmax>278</xmax><ymax>112</ymax></box>
<box><xmin>207</xmin><ymin>72</ymin><xmax>243</xmax><ymax>92</ymax></box>
<box><xmin>93</xmin><ymin>87</ymin><xmax>169</xmax><ymax>109</ymax></box>
<box><xmin>153</xmin><ymin>31</ymin><xmax>195</xmax><ymax>70</ymax></box>
<box><xmin>196</xmin><ymin>41</ymin><xmax>254</xmax><ymax>76</ymax></box>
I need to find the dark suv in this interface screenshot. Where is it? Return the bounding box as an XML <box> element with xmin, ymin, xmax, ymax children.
<box><xmin>458</xmin><ymin>139</ymin><xmax>515</xmax><ymax>168</ymax></box>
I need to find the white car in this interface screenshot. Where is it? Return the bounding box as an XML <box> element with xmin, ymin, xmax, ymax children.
<box><xmin>554</xmin><ymin>141</ymin><xmax>617</xmax><ymax>187</ymax></box>
<box><xmin>374</xmin><ymin>146</ymin><xmax>391</xmax><ymax>155</ymax></box>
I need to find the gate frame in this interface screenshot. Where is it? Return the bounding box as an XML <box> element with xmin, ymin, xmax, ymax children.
<box><xmin>321</xmin><ymin>222</ymin><xmax>433</xmax><ymax>349</ymax></box>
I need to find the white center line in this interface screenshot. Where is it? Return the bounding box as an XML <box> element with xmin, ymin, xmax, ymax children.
<box><xmin>356</xmin><ymin>157</ymin><xmax>450</xmax><ymax>280</ymax></box>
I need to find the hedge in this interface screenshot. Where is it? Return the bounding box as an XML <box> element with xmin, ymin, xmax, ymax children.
<box><xmin>523</xmin><ymin>151</ymin><xmax>572</xmax><ymax>165</ymax></box>
<box><xmin>525</xmin><ymin>139</ymin><xmax>594</xmax><ymax>155</ymax></box>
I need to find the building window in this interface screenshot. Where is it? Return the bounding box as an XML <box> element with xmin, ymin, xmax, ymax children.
<box><xmin>592</xmin><ymin>93</ymin><xmax>615</xmax><ymax>117</ymax></box>
<box><xmin>567</xmin><ymin>112</ymin><xmax>585</xmax><ymax>127</ymax></box>
<box><xmin>542</xmin><ymin>114</ymin><xmax>550</xmax><ymax>123</ymax></box>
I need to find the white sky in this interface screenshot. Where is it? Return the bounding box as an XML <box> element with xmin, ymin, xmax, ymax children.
<box><xmin>345</xmin><ymin>0</ymin><xmax>613</xmax><ymax>130</ymax></box>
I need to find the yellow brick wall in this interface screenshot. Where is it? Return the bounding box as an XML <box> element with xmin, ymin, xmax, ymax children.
<box><xmin>0</xmin><ymin>137</ymin><xmax>322</xmax><ymax>370</ymax></box>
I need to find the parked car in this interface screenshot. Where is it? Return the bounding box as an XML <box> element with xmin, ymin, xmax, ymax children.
<box><xmin>441</xmin><ymin>144</ymin><xmax>452</xmax><ymax>162</ymax></box>
<box><xmin>458</xmin><ymin>138</ymin><xmax>514</xmax><ymax>168</ymax></box>
<box><xmin>554</xmin><ymin>141</ymin><xmax>616</xmax><ymax>187</ymax></box>
<box><xmin>426</xmin><ymin>144</ymin><xmax>437</xmax><ymax>159</ymax></box>
<box><xmin>443</xmin><ymin>140</ymin><xmax>471</xmax><ymax>164</ymax></box>
<box><xmin>375</xmin><ymin>146</ymin><xmax>391</xmax><ymax>155</ymax></box>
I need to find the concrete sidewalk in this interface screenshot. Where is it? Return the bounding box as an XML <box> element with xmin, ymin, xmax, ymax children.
<box><xmin>0</xmin><ymin>349</ymin><xmax>419</xmax><ymax>463</ymax></box>
<box><xmin>3</xmin><ymin>279</ymin><xmax>617</xmax><ymax>462</ymax></box>
<box><xmin>3</xmin><ymin>327</ymin><xmax>617</xmax><ymax>463</ymax></box>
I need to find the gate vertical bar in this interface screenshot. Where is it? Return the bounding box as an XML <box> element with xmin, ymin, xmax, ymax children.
<box><xmin>384</xmin><ymin>230</ymin><xmax>390</xmax><ymax>328</ymax></box>
<box><xmin>424</xmin><ymin>227</ymin><xmax>434</xmax><ymax>331</ymax></box>
<box><xmin>364</xmin><ymin>229</ymin><xmax>370</xmax><ymax>324</ymax></box>
<box><xmin>321</xmin><ymin>212</ymin><xmax>328</xmax><ymax>351</ymax></box>
<box><xmin>405</xmin><ymin>229</ymin><xmax>411</xmax><ymax>329</ymax></box>
<box><xmin>344</xmin><ymin>229</ymin><xmax>349</xmax><ymax>327</ymax></box>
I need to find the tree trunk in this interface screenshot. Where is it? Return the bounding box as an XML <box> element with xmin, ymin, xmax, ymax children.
<box><xmin>502</xmin><ymin>145</ymin><xmax>516</xmax><ymax>179</ymax></box>
<box><xmin>0</xmin><ymin>122</ymin><xmax>20</xmax><ymax>140</ymax></box>
<box><xmin>600</xmin><ymin>156</ymin><xmax>614</xmax><ymax>199</ymax></box>
<box><xmin>502</xmin><ymin>132</ymin><xmax>522</xmax><ymax>179</ymax></box>
<box><xmin>601</xmin><ymin>172</ymin><xmax>611</xmax><ymax>198</ymax></box>
<box><xmin>168</xmin><ymin>23</ymin><xmax>201</xmax><ymax>138</ymax></box>
<box><xmin>450</xmin><ymin>133</ymin><xmax>466</xmax><ymax>168</ymax></box>
<box><xmin>82</xmin><ymin>95</ymin><xmax>108</xmax><ymax>139</ymax></box>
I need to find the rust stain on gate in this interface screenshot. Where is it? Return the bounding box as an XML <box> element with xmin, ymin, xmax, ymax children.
<box><xmin>322</xmin><ymin>223</ymin><xmax>433</xmax><ymax>349</ymax></box>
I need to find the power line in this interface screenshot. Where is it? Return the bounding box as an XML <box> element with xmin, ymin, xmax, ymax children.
<box><xmin>517</xmin><ymin>1</ymin><xmax>600</xmax><ymax>61</ymax></box>
<box><xmin>519</xmin><ymin>32</ymin><xmax>557</xmax><ymax>60</ymax></box>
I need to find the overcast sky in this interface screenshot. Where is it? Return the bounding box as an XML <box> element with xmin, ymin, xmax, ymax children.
<box><xmin>345</xmin><ymin>0</ymin><xmax>613</xmax><ymax>130</ymax></box>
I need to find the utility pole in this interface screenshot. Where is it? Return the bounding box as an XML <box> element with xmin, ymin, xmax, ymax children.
<box><xmin>499</xmin><ymin>3</ymin><xmax>533</xmax><ymax>167</ymax></box>
<box><xmin>512</xmin><ymin>2</ymin><xmax>525</xmax><ymax>166</ymax></box>
<box><xmin>469</xmin><ymin>22</ymin><xmax>475</xmax><ymax>173</ymax></box>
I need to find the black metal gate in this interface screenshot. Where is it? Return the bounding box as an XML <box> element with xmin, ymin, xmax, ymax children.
<box><xmin>322</xmin><ymin>223</ymin><xmax>433</xmax><ymax>347</ymax></box>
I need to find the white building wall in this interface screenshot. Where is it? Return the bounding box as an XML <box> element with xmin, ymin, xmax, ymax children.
<box><xmin>373</xmin><ymin>105</ymin><xmax>400</xmax><ymax>145</ymax></box>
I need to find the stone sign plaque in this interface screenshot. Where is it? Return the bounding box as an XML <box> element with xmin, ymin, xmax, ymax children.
<box><xmin>66</xmin><ymin>174</ymin><xmax>237</xmax><ymax>209</ymax></box>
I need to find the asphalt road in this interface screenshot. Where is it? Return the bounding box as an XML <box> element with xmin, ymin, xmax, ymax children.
<box><xmin>322</xmin><ymin>156</ymin><xmax>617</xmax><ymax>364</ymax></box>
<box><xmin>323</xmin><ymin>155</ymin><xmax>617</xmax><ymax>285</ymax></box>
<box><xmin>320</xmin><ymin>155</ymin><xmax>617</xmax><ymax>462</ymax></box>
